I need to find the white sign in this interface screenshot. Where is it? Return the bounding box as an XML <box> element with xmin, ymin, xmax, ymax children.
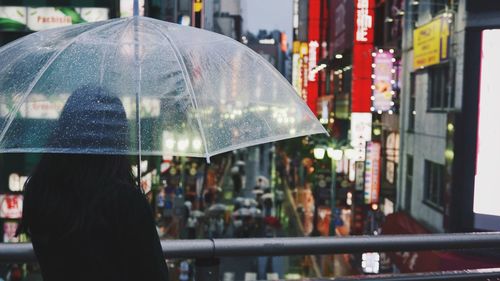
<box><xmin>0</xmin><ymin>195</ymin><xmax>23</xmax><ymax>219</ymax></box>
<box><xmin>3</xmin><ymin>222</ymin><xmax>19</xmax><ymax>243</ymax></box>
<box><xmin>120</xmin><ymin>0</ymin><xmax>145</xmax><ymax>17</ymax></box>
<box><xmin>19</xmin><ymin>94</ymin><xmax>68</xmax><ymax>119</ymax></box>
<box><xmin>350</xmin><ymin>113</ymin><xmax>372</xmax><ymax>161</ymax></box>
<box><xmin>364</xmin><ymin>142</ymin><xmax>381</xmax><ymax>204</ymax></box>
<box><xmin>0</xmin><ymin>6</ymin><xmax>109</xmax><ymax>31</ymax></box>
<box><xmin>308</xmin><ymin>41</ymin><xmax>319</xmax><ymax>81</ymax></box>
<box><xmin>474</xmin><ymin>29</ymin><xmax>500</xmax><ymax>230</ymax></box>
<box><xmin>292</xmin><ymin>53</ymin><xmax>301</xmax><ymax>95</ymax></box>
<box><xmin>8</xmin><ymin>173</ymin><xmax>27</xmax><ymax>192</ymax></box>
<box><xmin>356</xmin><ymin>0</ymin><xmax>373</xmax><ymax>42</ymax></box>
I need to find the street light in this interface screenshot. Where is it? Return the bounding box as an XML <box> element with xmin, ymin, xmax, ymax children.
<box><xmin>314</xmin><ymin>145</ymin><xmax>343</xmax><ymax>236</ymax></box>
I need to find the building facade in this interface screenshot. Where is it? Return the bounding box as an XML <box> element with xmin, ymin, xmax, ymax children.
<box><xmin>398</xmin><ymin>0</ymin><xmax>500</xmax><ymax>233</ymax></box>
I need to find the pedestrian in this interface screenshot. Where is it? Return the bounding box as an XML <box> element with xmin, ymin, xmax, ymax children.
<box><xmin>230</xmin><ymin>165</ymin><xmax>242</xmax><ymax>195</ymax></box>
<box><xmin>18</xmin><ymin>86</ymin><xmax>169</xmax><ymax>281</ymax></box>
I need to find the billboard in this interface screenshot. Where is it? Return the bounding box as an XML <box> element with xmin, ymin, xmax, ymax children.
<box><xmin>351</xmin><ymin>0</ymin><xmax>374</xmax><ymax>113</ymax></box>
<box><xmin>364</xmin><ymin>141</ymin><xmax>381</xmax><ymax>204</ymax></box>
<box><xmin>372</xmin><ymin>51</ymin><xmax>395</xmax><ymax>112</ymax></box>
<box><xmin>474</xmin><ymin>29</ymin><xmax>500</xmax><ymax>230</ymax></box>
<box><xmin>350</xmin><ymin>112</ymin><xmax>372</xmax><ymax>161</ymax></box>
<box><xmin>0</xmin><ymin>195</ymin><xmax>23</xmax><ymax>219</ymax></box>
<box><xmin>0</xmin><ymin>6</ymin><xmax>109</xmax><ymax>31</ymax></box>
<box><xmin>413</xmin><ymin>14</ymin><xmax>450</xmax><ymax>69</ymax></box>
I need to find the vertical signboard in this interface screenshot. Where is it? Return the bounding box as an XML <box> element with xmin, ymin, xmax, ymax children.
<box><xmin>350</xmin><ymin>112</ymin><xmax>372</xmax><ymax>161</ymax></box>
<box><xmin>355</xmin><ymin>161</ymin><xmax>365</xmax><ymax>191</ymax></box>
<box><xmin>474</xmin><ymin>29</ymin><xmax>500</xmax><ymax>230</ymax></box>
<box><xmin>372</xmin><ymin>51</ymin><xmax>395</xmax><ymax>112</ymax></box>
<box><xmin>364</xmin><ymin>142</ymin><xmax>381</xmax><ymax>204</ymax></box>
<box><xmin>292</xmin><ymin>41</ymin><xmax>302</xmax><ymax>96</ymax></box>
<box><xmin>351</xmin><ymin>0</ymin><xmax>375</xmax><ymax>113</ymax></box>
<box><xmin>306</xmin><ymin>0</ymin><xmax>321</xmax><ymax>113</ymax></box>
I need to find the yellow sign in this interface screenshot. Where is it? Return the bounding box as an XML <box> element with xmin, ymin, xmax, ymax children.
<box><xmin>293</xmin><ymin>41</ymin><xmax>301</xmax><ymax>54</ymax></box>
<box><xmin>193</xmin><ymin>0</ymin><xmax>203</xmax><ymax>12</ymax></box>
<box><xmin>413</xmin><ymin>15</ymin><xmax>450</xmax><ymax>69</ymax></box>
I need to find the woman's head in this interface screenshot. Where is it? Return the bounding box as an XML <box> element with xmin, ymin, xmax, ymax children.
<box><xmin>48</xmin><ymin>85</ymin><xmax>130</xmax><ymax>153</ymax></box>
<box><xmin>20</xmin><ymin>85</ymin><xmax>136</xmax><ymax>236</ymax></box>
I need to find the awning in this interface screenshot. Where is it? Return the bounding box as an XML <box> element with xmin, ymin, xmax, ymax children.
<box><xmin>381</xmin><ymin>212</ymin><xmax>500</xmax><ymax>273</ymax></box>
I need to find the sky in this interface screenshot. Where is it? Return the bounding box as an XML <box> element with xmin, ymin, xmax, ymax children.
<box><xmin>241</xmin><ymin>0</ymin><xmax>293</xmax><ymax>43</ymax></box>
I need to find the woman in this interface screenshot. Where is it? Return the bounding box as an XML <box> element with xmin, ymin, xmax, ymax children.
<box><xmin>20</xmin><ymin>86</ymin><xmax>169</xmax><ymax>281</ymax></box>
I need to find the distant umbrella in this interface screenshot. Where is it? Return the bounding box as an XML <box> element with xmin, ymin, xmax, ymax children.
<box><xmin>261</xmin><ymin>193</ymin><xmax>274</xmax><ymax>200</ymax></box>
<box><xmin>207</xmin><ymin>203</ymin><xmax>227</xmax><ymax>216</ymax></box>
<box><xmin>252</xmin><ymin>189</ymin><xmax>264</xmax><ymax>195</ymax></box>
<box><xmin>190</xmin><ymin>210</ymin><xmax>205</xmax><ymax>218</ymax></box>
<box><xmin>233</xmin><ymin>208</ymin><xmax>252</xmax><ymax>217</ymax></box>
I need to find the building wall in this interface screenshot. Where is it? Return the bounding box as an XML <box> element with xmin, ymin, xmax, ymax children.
<box><xmin>219</xmin><ymin>0</ymin><xmax>241</xmax><ymax>14</ymax></box>
<box><xmin>398</xmin><ymin>0</ymin><xmax>458</xmax><ymax>233</ymax></box>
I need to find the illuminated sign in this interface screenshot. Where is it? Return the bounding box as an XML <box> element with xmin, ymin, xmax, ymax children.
<box><xmin>355</xmin><ymin>0</ymin><xmax>374</xmax><ymax>43</ymax></box>
<box><xmin>308</xmin><ymin>41</ymin><xmax>319</xmax><ymax>81</ymax></box>
<box><xmin>364</xmin><ymin>141</ymin><xmax>381</xmax><ymax>204</ymax></box>
<box><xmin>0</xmin><ymin>195</ymin><xmax>23</xmax><ymax>219</ymax></box>
<box><xmin>372</xmin><ymin>50</ymin><xmax>396</xmax><ymax>112</ymax></box>
<box><xmin>474</xmin><ymin>29</ymin><xmax>500</xmax><ymax>230</ymax></box>
<box><xmin>351</xmin><ymin>0</ymin><xmax>374</xmax><ymax>113</ymax></box>
<box><xmin>352</xmin><ymin>45</ymin><xmax>373</xmax><ymax>112</ymax></box>
<box><xmin>350</xmin><ymin>113</ymin><xmax>372</xmax><ymax>161</ymax></box>
<box><xmin>120</xmin><ymin>0</ymin><xmax>145</xmax><ymax>17</ymax></box>
<box><xmin>0</xmin><ymin>6</ymin><xmax>109</xmax><ymax>31</ymax></box>
<box><xmin>413</xmin><ymin>14</ymin><xmax>450</xmax><ymax>69</ymax></box>
<box><xmin>4</xmin><ymin>222</ymin><xmax>19</xmax><ymax>243</ymax></box>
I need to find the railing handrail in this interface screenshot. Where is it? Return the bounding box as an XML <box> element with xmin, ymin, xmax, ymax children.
<box><xmin>1</xmin><ymin>232</ymin><xmax>500</xmax><ymax>262</ymax></box>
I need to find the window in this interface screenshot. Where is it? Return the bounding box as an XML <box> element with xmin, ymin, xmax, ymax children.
<box><xmin>424</xmin><ymin>160</ymin><xmax>445</xmax><ymax>210</ymax></box>
<box><xmin>431</xmin><ymin>0</ymin><xmax>449</xmax><ymax>16</ymax></box>
<box><xmin>408</xmin><ymin>73</ymin><xmax>416</xmax><ymax>131</ymax></box>
<box><xmin>405</xmin><ymin>155</ymin><xmax>413</xmax><ymax>212</ymax></box>
<box><xmin>428</xmin><ymin>63</ymin><xmax>453</xmax><ymax>110</ymax></box>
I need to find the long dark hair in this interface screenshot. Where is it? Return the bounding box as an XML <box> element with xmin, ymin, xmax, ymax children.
<box><xmin>20</xmin><ymin>85</ymin><xmax>135</xmax><ymax>237</ymax></box>
<box><xmin>20</xmin><ymin>153</ymin><xmax>135</xmax><ymax>237</ymax></box>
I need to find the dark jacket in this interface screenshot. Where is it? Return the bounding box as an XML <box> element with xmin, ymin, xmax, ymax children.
<box><xmin>30</xmin><ymin>187</ymin><xmax>169</xmax><ymax>281</ymax></box>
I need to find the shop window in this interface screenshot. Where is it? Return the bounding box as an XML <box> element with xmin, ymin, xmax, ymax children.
<box><xmin>408</xmin><ymin>73</ymin><xmax>416</xmax><ymax>131</ymax></box>
<box><xmin>405</xmin><ymin>155</ymin><xmax>413</xmax><ymax>212</ymax></box>
<box><xmin>424</xmin><ymin>160</ymin><xmax>445</xmax><ymax>211</ymax></box>
<box><xmin>428</xmin><ymin>63</ymin><xmax>453</xmax><ymax>111</ymax></box>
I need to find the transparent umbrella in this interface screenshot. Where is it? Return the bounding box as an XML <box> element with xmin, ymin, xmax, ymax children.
<box><xmin>207</xmin><ymin>203</ymin><xmax>227</xmax><ymax>216</ymax></box>
<box><xmin>0</xmin><ymin>16</ymin><xmax>326</xmax><ymax>164</ymax></box>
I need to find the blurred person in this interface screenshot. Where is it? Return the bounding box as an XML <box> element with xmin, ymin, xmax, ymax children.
<box><xmin>19</xmin><ymin>86</ymin><xmax>168</xmax><ymax>281</ymax></box>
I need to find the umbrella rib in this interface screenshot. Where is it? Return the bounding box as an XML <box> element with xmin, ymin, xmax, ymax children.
<box><xmin>149</xmin><ymin>23</ymin><xmax>211</xmax><ymax>163</ymax></box>
<box><xmin>0</xmin><ymin>19</ymin><xmax>126</xmax><ymax>144</ymax></box>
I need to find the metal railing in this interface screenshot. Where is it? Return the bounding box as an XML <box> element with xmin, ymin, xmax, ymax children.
<box><xmin>1</xmin><ymin>232</ymin><xmax>500</xmax><ymax>280</ymax></box>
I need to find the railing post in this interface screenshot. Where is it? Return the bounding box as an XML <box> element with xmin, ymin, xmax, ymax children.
<box><xmin>195</xmin><ymin>258</ymin><xmax>220</xmax><ymax>281</ymax></box>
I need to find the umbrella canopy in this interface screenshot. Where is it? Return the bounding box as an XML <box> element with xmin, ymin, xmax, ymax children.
<box><xmin>207</xmin><ymin>203</ymin><xmax>227</xmax><ymax>216</ymax></box>
<box><xmin>233</xmin><ymin>208</ymin><xmax>252</xmax><ymax>217</ymax></box>
<box><xmin>0</xmin><ymin>16</ymin><xmax>326</xmax><ymax>161</ymax></box>
<box><xmin>261</xmin><ymin>193</ymin><xmax>274</xmax><ymax>200</ymax></box>
<box><xmin>242</xmin><ymin>198</ymin><xmax>258</xmax><ymax>208</ymax></box>
<box><xmin>251</xmin><ymin>189</ymin><xmax>264</xmax><ymax>195</ymax></box>
<box><xmin>190</xmin><ymin>210</ymin><xmax>205</xmax><ymax>218</ymax></box>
